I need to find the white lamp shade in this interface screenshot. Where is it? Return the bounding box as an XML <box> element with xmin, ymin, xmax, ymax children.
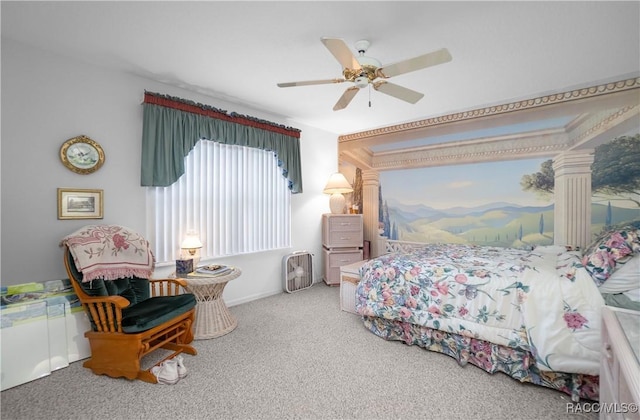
<box><xmin>323</xmin><ymin>172</ymin><xmax>353</xmax><ymax>194</ymax></box>
<box><xmin>181</xmin><ymin>233</ymin><xmax>202</xmax><ymax>251</ymax></box>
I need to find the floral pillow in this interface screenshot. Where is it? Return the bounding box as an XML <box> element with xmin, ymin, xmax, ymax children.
<box><xmin>582</xmin><ymin>227</ymin><xmax>639</xmax><ymax>286</ymax></box>
<box><xmin>583</xmin><ymin>223</ymin><xmax>640</xmax><ymax>256</ymax></box>
<box><xmin>598</xmin><ymin>255</ymin><xmax>640</xmax><ymax>293</ymax></box>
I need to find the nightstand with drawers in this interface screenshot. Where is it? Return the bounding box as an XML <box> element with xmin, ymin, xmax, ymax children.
<box><xmin>322</xmin><ymin>214</ymin><xmax>363</xmax><ymax>286</ymax></box>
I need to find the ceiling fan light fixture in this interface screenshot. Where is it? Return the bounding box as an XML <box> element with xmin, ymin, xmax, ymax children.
<box><xmin>354</xmin><ymin>76</ymin><xmax>369</xmax><ymax>88</ymax></box>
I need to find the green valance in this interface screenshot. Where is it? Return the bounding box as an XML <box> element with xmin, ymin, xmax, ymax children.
<box><xmin>141</xmin><ymin>91</ymin><xmax>303</xmax><ymax>193</ymax></box>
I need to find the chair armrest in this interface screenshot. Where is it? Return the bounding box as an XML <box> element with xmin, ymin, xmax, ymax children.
<box><xmin>149</xmin><ymin>278</ymin><xmax>188</xmax><ymax>297</ymax></box>
<box><xmin>80</xmin><ymin>295</ymin><xmax>130</xmax><ymax>333</ymax></box>
<box><xmin>80</xmin><ymin>294</ymin><xmax>130</xmax><ymax>308</ymax></box>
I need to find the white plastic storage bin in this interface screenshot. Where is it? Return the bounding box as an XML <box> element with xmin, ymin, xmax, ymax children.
<box><xmin>339</xmin><ymin>260</ymin><xmax>367</xmax><ymax>314</ymax></box>
<box><xmin>0</xmin><ymin>281</ymin><xmax>92</xmax><ymax>390</ymax></box>
<box><xmin>1</xmin><ymin>301</ymin><xmax>51</xmax><ymax>390</ymax></box>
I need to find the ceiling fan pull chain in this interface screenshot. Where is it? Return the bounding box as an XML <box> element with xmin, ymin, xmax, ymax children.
<box><xmin>369</xmin><ymin>84</ymin><xmax>372</xmax><ymax>108</ymax></box>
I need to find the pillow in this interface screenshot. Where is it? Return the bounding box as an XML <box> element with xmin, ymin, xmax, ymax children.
<box><xmin>620</xmin><ymin>225</ymin><xmax>640</xmax><ymax>253</ymax></box>
<box><xmin>582</xmin><ymin>225</ymin><xmax>639</xmax><ymax>285</ymax></box>
<box><xmin>582</xmin><ymin>232</ymin><xmax>633</xmax><ymax>283</ymax></box>
<box><xmin>623</xmin><ymin>288</ymin><xmax>640</xmax><ymax>303</ymax></box>
<box><xmin>584</xmin><ymin>222</ymin><xmax>640</xmax><ymax>256</ymax></box>
<box><xmin>598</xmin><ymin>254</ymin><xmax>640</xmax><ymax>293</ymax></box>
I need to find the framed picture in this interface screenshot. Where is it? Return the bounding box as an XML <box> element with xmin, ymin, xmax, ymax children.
<box><xmin>57</xmin><ymin>188</ymin><xmax>103</xmax><ymax>220</ymax></box>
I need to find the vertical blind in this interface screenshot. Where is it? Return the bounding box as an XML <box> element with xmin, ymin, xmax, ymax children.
<box><xmin>147</xmin><ymin>139</ymin><xmax>291</xmax><ymax>264</ymax></box>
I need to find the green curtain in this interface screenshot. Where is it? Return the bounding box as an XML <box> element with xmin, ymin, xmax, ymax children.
<box><xmin>141</xmin><ymin>94</ymin><xmax>303</xmax><ymax>193</ymax></box>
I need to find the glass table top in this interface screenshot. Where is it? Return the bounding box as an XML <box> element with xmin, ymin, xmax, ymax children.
<box><xmin>615</xmin><ymin>310</ymin><xmax>640</xmax><ymax>364</ymax></box>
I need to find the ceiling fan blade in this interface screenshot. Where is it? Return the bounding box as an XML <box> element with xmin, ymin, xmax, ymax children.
<box><xmin>373</xmin><ymin>81</ymin><xmax>424</xmax><ymax>104</ymax></box>
<box><xmin>377</xmin><ymin>48</ymin><xmax>452</xmax><ymax>78</ymax></box>
<box><xmin>277</xmin><ymin>78</ymin><xmax>345</xmax><ymax>88</ymax></box>
<box><xmin>321</xmin><ymin>38</ymin><xmax>361</xmax><ymax>70</ymax></box>
<box><xmin>333</xmin><ymin>87</ymin><xmax>360</xmax><ymax>111</ymax></box>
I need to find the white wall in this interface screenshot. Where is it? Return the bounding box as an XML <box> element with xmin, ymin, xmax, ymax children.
<box><xmin>1</xmin><ymin>38</ymin><xmax>338</xmax><ymax>306</ymax></box>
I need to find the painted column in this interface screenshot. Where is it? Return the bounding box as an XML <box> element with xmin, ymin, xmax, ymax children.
<box><xmin>552</xmin><ymin>150</ymin><xmax>595</xmax><ymax>249</ymax></box>
<box><xmin>362</xmin><ymin>170</ymin><xmax>381</xmax><ymax>258</ymax></box>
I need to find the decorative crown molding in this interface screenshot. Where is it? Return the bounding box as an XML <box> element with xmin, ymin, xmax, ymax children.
<box><xmin>569</xmin><ymin>105</ymin><xmax>639</xmax><ymax>147</ymax></box>
<box><xmin>370</xmin><ymin>130</ymin><xmax>569</xmax><ymax>170</ymax></box>
<box><xmin>339</xmin><ymin>77</ymin><xmax>640</xmax><ymax>144</ymax></box>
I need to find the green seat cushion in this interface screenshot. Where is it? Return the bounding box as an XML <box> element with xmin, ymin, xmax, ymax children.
<box><xmin>66</xmin><ymin>249</ymin><xmax>195</xmax><ymax>333</ymax></box>
<box><xmin>121</xmin><ymin>294</ymin><xmax>196</xmax><ymax>333</ymax></box>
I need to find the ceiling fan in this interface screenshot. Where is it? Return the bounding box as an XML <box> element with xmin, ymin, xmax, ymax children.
<box><xmin>277</xmin><ymin>37</ymin><xmax>452</xmax><ymax>111</ymax></box>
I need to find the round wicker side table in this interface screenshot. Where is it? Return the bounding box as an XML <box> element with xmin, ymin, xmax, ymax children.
<box><xmin>182</xmin><ymin>268</ymin><xmax>241</xmax><ymax>339</ymax></box>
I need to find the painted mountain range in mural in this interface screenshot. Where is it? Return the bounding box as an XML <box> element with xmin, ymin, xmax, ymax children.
<box><xmin>383</xmin><ymin>199</ymin><xmax>640</xmax><ymax>248</ymax></box>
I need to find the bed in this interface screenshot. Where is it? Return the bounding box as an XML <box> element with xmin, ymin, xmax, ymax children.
<box><xmin>355</xmin><ymin>223</ymin><xmax>640</xmax><ymax>401</ymax></box>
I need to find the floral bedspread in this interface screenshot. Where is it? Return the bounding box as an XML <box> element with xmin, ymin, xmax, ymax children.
<box><xmin>356</xmin><ymin>244</ymin><xmax>604</xmax><ymax>375</ymax></box>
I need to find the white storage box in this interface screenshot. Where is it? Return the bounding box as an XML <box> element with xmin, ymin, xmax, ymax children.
<box><xmin>340</xmin><ymin>260</ymin><xmax>367</xmax><ymax>314</ymax></box>
<box><xmin>0</xmin><ymin>281</ymin><xmax>91</xmax><ymax>390</ymax></box>
<box><xmin>1</xmin><ymin>301</ymin><xmax>51</xmax><ymax>391</ymax></box>
<box><xmin>65</xmin><ymin>306</ymin><xmax>92</xmax><ymax>363</ymax></box>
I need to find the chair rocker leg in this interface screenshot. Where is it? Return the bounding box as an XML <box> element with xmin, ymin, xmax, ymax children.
<box><xmin>83</xmin><ymin>315</ymin><xmax>197</xmax><ymax>382</ymax></box>
<box><xmin>83</xmin><ymin>334</ymin><xmax>146</xmax><ymax>381</ymax></box>
<box><xmin>162</xmin><ymin>342</ymin><xmax>198</xmax><ymax>356</ymax></box>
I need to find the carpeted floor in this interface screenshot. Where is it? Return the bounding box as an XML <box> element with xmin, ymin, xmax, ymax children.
<box><xmin>1</xmin><ymin>283</ymin><xmax>597</xmax><ymax>420</ymax></box>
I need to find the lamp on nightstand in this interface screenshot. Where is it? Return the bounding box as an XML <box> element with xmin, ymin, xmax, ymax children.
<box><xmin>323</xmin><ymin>172</ymin><xmax>353</xmax><ymax>214</ymax></box>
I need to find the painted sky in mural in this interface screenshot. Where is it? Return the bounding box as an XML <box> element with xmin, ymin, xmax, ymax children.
<box><xmin>381</xmin><ymin>159</ymin><xmax>552</xmax><ymax>210</ymax></box>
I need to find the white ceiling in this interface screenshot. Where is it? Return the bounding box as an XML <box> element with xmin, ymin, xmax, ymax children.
<box><xmin>2</xmin><ymin>1</ymin><xmax>639</xmax><ymax>136</ymax></box>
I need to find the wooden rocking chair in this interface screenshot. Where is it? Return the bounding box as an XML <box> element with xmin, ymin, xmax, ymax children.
<box><xmin>63</xmin><ymin>247</ymin><xmax>197</xmax><ymax>383</ymax></box>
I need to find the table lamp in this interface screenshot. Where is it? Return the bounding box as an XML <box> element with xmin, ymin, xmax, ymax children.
<box><xmin>323</xmin><ymin>172</ymin><xmax>353</xmax><ymax>214</ymax></box>
<box><xmin>181</xmin><ymin>231</ymin><xmax>203</xmax><ymax>267</ymax></box>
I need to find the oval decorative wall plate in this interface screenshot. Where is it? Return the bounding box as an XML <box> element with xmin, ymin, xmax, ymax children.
<box><xmin>60</xmin><ymin>135</ymin><xmax>105</xmax><ymax>174</ymax></box>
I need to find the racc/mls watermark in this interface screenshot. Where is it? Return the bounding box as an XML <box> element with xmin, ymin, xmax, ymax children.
<box><xmin>566</xmin><ymin>402</ymin><xmax>638</xmax><ymax>415</ymax></box>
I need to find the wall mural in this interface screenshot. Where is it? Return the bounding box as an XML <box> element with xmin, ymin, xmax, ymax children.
<box><xmin>376</xmin><ymin>134</ymin><xmax>640</xmax><ymax>247</ymax></box>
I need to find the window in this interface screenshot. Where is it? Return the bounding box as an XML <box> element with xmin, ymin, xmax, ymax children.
<box><xmin>147</xmin><ymin>139</ymin><xmax>291</xmax><ymax>264</ymax></box>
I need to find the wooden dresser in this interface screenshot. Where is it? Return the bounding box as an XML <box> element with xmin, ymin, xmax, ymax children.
<box><xmin>322</xmin><ymin>214</ymin><xmax>363</xmax><ymax>286</ymax></box>
<box><xmin>600</xmin><ymin>306</ymin><xmax>640</xmax><ymax>420</ymax></box>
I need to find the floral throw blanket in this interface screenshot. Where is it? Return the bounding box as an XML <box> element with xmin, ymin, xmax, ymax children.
<box><xmin>60</xmin><ymin>225</ymin><xmax>154</xmax><ymax>282</ymax></box>
<box><xmin>356</xmin><ymin>244</ymin><xmax>604</xmax><ymax>375</ymax></box>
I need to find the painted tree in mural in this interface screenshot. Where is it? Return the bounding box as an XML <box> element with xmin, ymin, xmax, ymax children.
<box><xmin>382</xmin><ymin>200</ymin><xmax>391</xmax><ymax>238</ymax></box>
<box><xmin>378</xmin><ymin>185</ymin><xmax>384</xmax><ymax>222</ymax></box>
<box><xmin>520</xmin><ymin>159</ymin><xmax>555</xmax><ymax>197</ymax></box>
<box><xmin>539</xmin><ymin>214</ymin><xmax>544</xmax><ymax>234</ymax></box>
<box><xmin>391</xmin><ymin>221</ymin><xmax>398</xmax><ymax>240</ymax></box>
<box><xmin>377</xmin><ymin>185</ymin><xmax>393</xmax><ymax>237</ymax></box>
<box><xmin>521</xmin><ymin>134</ymin><xmax>640</xmax><ymax>207</ymax></box>
<box><xmin>591</xmin><ymin>135</ymin><xmax>640</xmax><ymax>207</ymax></box>
<box><xmin>351</xmin><ymin>168</ymin><xmax>363</xmax><ymax>212</ymax></box>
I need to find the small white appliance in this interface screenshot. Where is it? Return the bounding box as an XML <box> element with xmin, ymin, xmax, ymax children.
<box><xmin>282</xmin><ymin>251</ymin><xmax>313</xmax><ymax>293</ymax></box>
